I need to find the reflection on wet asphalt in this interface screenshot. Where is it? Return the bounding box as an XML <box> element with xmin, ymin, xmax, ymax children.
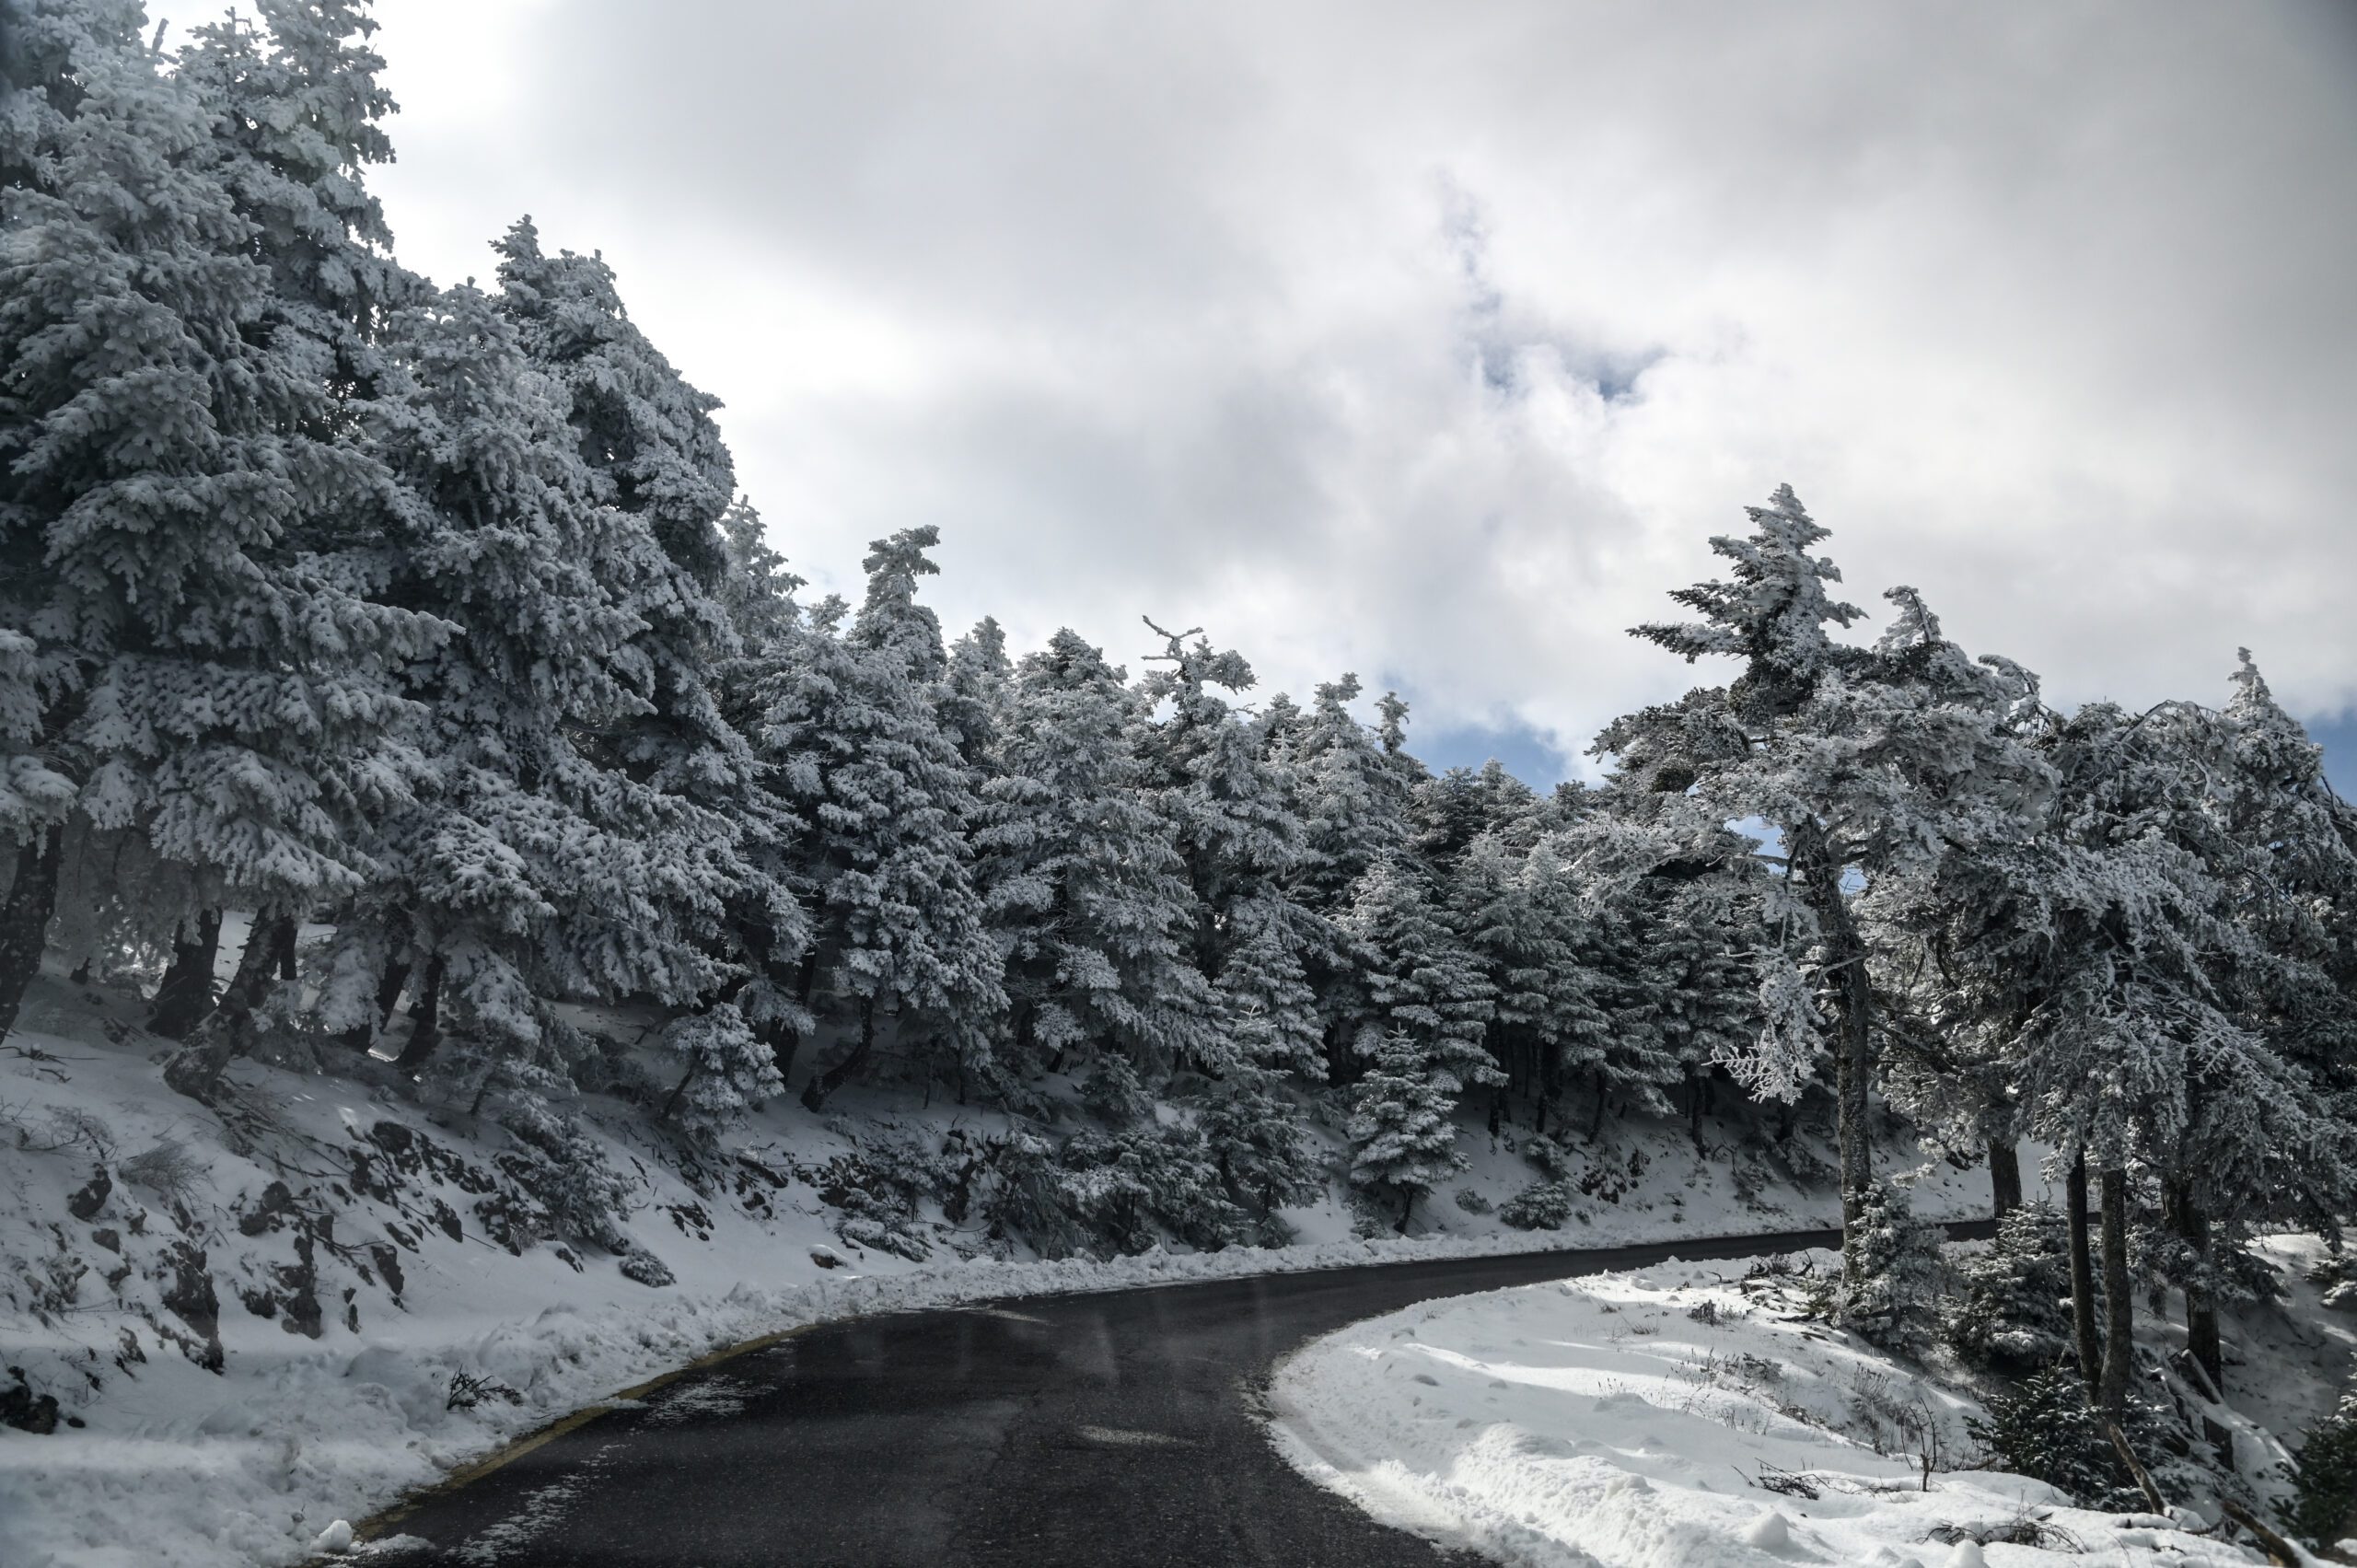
<box><xmin>376</xmin><ymin>1222</ymin><xmax>1989</xmax><ymax>1566</ymax></box>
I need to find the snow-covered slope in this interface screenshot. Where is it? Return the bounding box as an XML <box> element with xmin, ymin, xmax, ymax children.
<box><xmin>1268</xmin><ymin>1251</ymin><xmax>2331</xmax><ymax>1568</ymax></box>
<box><xmin>0</xmin><ymin>970</ymin><xmax>1992</xmax><ymax>1568</ymax></box>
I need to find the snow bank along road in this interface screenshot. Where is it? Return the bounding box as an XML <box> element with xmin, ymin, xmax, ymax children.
<box><xmin>356</xmin><ymin>1221</ymin><xmax>1993</xmax><ymax>1566</ymax></box>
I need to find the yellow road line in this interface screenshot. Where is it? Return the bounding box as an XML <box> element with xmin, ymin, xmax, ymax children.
<box><xmin>349</xmin><ymin>1322</ymin><xmax>817</xmax><ymax>1546</ymax></box>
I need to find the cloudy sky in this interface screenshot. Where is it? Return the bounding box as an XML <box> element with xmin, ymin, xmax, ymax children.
<box><xmin>162</xmin><ymin>0</ymin><xmax>2357</xmax><ymax>785</ymax></box>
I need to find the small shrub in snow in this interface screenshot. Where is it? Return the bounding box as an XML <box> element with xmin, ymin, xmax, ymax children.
<box><xmin>1451</xmin><ymin>1187</ymin><xmax>1492</xmax><ymax>1215</ymax></box>
<box><xmin>2288</xmin><ymin>1382</ymin><xmax>2357</xmax><ymax>1551</ymax></box>
<box><xmin>1945</xmin><ymin>1201</ymin><xmax>2078</xmax><ymax>1372</ymax></box>
<box><xmin>1498</xmin><ymin>1179</ymin><xmax>1575</xmax><ymax>1231</ymax></box>
<box><xmin>1838</xmin><ymin>1179</ymin><xmax>1946</xmax><ymax>1344</ymax></box>
<box><xmin>19</xmin><ymin>1106</ymin><xmax>116</xmax><ymax>1159</ymax></box>
<box><xmin>3</xmin><ymin>1366</ymin><xmax>64</xmax><ymax>1434</ymax></box>
<box><xmin>1520</xmin><ymin>1133</ymin><xmax>1573</xmax><ymax>1179</ymax></box>
<box><xmin>1963</xmin><ymin>1367</ymin><xmax>2158</xmax><ymax>1510</ymax></box>
<box><xmin>487</xmin><ymin>1101</ymin><xmax>634</xmax><ymax>1252</ymax></box>
<box><xmin>121</xmin><ymin>1137</ymin><xmax>208</xmax><ymax>1212</ymax></box>
<box><xmin>618</xmin><ymin>1247</ymin><xmax>676</xmax><ymax>1287</ymax></box>
<box><xmin>445</xmin><ymin>1370</ymin><xmax>519</xmax><ymax>1412</ymax></box>
<box><xmin>807</xmin><ymin>1137</ymin><xmax>941</xmax><ymax>1260</ymax></box>
<box><xmin>1060</xmin><ymin>1124</ymin><xmax>1245</xmax><ymax>1255</ymax></box>
<box><xmin>976</xmin><ymin>1131</ymin><xmax>1091</xmax><ymax>1260</ymax></box>
<box><xmin>2309</xmin><ymin>1250</ymin><xmax>2357</xmax><ymax>1313</ymax></box>
<box><xmin>833</xmin><ymin>1188</ymin><xmax>930</xmax><ymax>1261</ymax></box>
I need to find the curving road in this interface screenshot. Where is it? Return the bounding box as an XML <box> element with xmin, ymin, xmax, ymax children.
<box><xmin>364</xmin><ymin>1220</ymin><xmax>1991</xmax><ymax>1566</ymax></box>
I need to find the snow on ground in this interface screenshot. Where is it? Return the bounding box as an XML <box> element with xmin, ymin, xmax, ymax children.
<box><xmin>1268</xmin><ymin>1252</ymin><xmax>2300</xmax><ymax>1568</ymax></box>
<box><xmin>0</xmin><ymin>964</ymin><xmax>1991</xmax><ymax>1568</ymax></box>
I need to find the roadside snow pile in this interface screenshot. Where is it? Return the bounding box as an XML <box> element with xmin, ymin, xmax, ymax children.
<box><xmin>1269</xmin><ymin>1253</ymin><xmax>2278</xmax><ymax>1568</ymax></box>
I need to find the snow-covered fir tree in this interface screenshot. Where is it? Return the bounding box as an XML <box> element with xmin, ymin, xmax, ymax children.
<box><xmin>0</xmin><ymin>0</ymin><xmax>441</xmax><ymax>1074</ymax></box>
<box><xmin>1284</xmin><ymin>673</ymin><xmax>1414</xmax><ymax>914</ymax></box>
<box><xmin>1345</xmin><ymin>1028</ymin><xmax>1464</xmax><ymax>1232</ymax></box>
<box><xmin>1603</xmin><ymin>489</ymin><xmax>2048</xmax><ymax>1282</ymax></box>
<box><xmin>973</xmin><ymin>628</ymin><xmax>1217</xmax><ymax>1110</ymax></box>
<box><xmin>942</xmin><ymin>616</ymin><xmax>1014</xmax><ymax>774</ymax></box>
<box><xmin>761</xmin><ymin>529</ymin><xmax>1004</xmax><ymax>1109</ymax></box>
<box><xmin>1131</xmin><ymin>621</ymin><xmax>1329</xmax><ymax>1067</ymax></box>
<box><xmin>701</xmin><ymin>496</ymin><xmax>817</xmax><ymax>1081</ymax></box>
<box><xmin>1455</xmin><ymin>830</ymin><xmax>1610</xmax><ymax>1134</ymax></box>
<box><xmin>489</xmin><ymin>218</ymin><xmax>794</xmax><ymax>1121</ymax></box>
<box><xmin>1337</xmin><ymin>853</ymin><xmax>1500</xmax><ymax>1126</ymax></box>
<box><xmin>313</xmin><ymin>281</ymin><xmax>759</xmax><ymax>1122</ymax></box>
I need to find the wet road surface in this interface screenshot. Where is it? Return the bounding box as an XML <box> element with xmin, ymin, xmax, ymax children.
<box><xmin>367</xmin><ymin>1220</ymin><xmax>1991</xmax><ymax>1566</ymax></box>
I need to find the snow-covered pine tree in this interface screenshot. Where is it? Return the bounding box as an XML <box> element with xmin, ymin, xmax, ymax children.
<box><xmin>1411</xmin><ymin>759</ymin><xmax>1544</xmax><ymax>870</ymax></box>
<box><xmin>942</xmin><ymin>616</ymin><xmax>1013</xmax><ymax>775</ymax></box>
<box><xmin>1912</xmin><ymin>688</ymin><xmax>2344</xmax><ymax>1411</ymax></box>
<box><xmin>1634</xmin><ymin>875</ymin><xmax>1765</xmax><ymax>1145</ymax></box>
<box><xmin>2160</xmin><ymin>655</ymin><xmax>2357</xmax><ymax>1390</ymax></box>
<box><xmin>1197</xmin><ymin>900</ymin><xmax>1328</xmax><ymax>1233</ymax></box>
<box><xmin>1131</xmin><ymin>621</ymin><xmax>1328</xmax><ymax>1068</ymax></box>
<box><xmin>1455</xmin><ymin>830</ymin><xmax>1614</xmax><ymax>1134</ymax></box>
<box><xmin>762</xmin><ymin>529</ymin><xmax>1004</xmax><ymax>1109</ymax></box>
<box><xmin>972</xmin><ymin>628</ymin><xmax>1216</xmax><ymax>1109</ymax></box>
<box><xmin>702</xmin><ymin>495</ymin><xmax>817</xmax><ymax>1081</ymax></box>
<box><xmin>315</xmin><ymin>282</ymin><xmax>753</xmax><ymax>1121</ymax></box>
<box><xmin>1375</xmin><ymin>688</ymin><xmax>1427</xmax><ymax>803</ymax></box>
<box><xmin>488</xmin><ymin>220</ymin><xmax>785</xmax><ymax>1026</ymax></box>
<box><xmin>174</xmin><ymin>0</ymin><xmax>412</xmax><ymax>392</ymax></box>
<box><xmin>147</xmin><ymin>0</ymin><xmax>437</xmax><ymax>1048</ymax></box>
<box><xmin>0</xmin><ymin>0</ymin><xmax>442</xmax><ymax>1067</ymax></box>
<box><xmin>2212</xmin><ymin>650</ymin><xmax>2357</xmax><ymax>1121</ymax></box>
<box><xmin>1285</xmin><ymin>673</ymin><xmax>1413</xmax><ymax>914</ymax></box>
<box><xmin>1338</xmin><ymin>853</ymin><xmax>1500</xmax><ymax>1122</ymax></box>
<box><xmin>1346</xmin><ymin>1028</ymin><xmax>1463</xmax><ymax>1232</ymax></box>
<box><xmin>492</xmin><ymin>217</ymin><xmax>732</xmax><ymax>581</ymax></box>
<box><xmin>1603</xmin><ymin>490</ymin><xmax>2047</xmax><ymax>1283</ymax></box>
<box><xmin>1255</xmin><ymin>691</ymin><xmax>1305</xmax><ymax>760</ymax></box>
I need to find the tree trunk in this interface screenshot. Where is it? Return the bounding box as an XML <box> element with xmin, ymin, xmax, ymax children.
<box><xmin>2170</xmin><ymin>1182</ymin><xmax>2223</xmax><ymax>1396</ymax></box>
<box><xmin>1395</xmin><ymin>1185</ymin><xmax>1414</xmax><ymax>1235</ymax></box>
<box><xmin>1794</xmin><ymin>821</ymin><xmax>1875</xmax><ymax>1282</ymax></box>
<box><xmin>374</xmin><ymin>957</ymin><xmax>412</xmax><ymax>1026</ymax></box>
<box><xmin>1830</xmin><ymin>931</ymin><xmax>1874</xmax><ymax>1279</ymax></box>
<box><xmin>148</xmin><ymin>907</ymin><xmax>224</xmax><ymax>1040</ymax></box>
<box><xmin>800</xmin><ymin>996</ymin><xmax>876</xmax><ymax>1113</ymax></box>
<box><xmin>660</xmin><ymin>1063</ymin><xmax>699</xmax><ymax>1122</ymax></box>
<box><xmin>763</xmin><ymin>1014</ymin><xmax>802</xmax><ymax>1085</ymax></box>
<box><xmin>2098</xmin><ymin>1167</ymin><xmax>2134</xmax><ymax>1418</ymax></box>
<box><xmin>274</xmin><ymin>917</ymin><xmax>297</xmax><ymax>982</ymax></box>
<box><xmin>1588</xmin><ymin>1066</ymin><xmax>1607</xmax><ymax>1141</ymax></box>
<box><xmin>162</xmin><ymin>912</ymin><xmax>288</xmax><ymax>1101</ymax></box>
<box><xmin>2066</xmin><ymin>1152</ymin><xmax>2102</xmax><ymax>1392</ymax></box>
<box><xmin>392</xmin><ymin>955</ymin><xmax>446</xmax><ymax>1071</ymax></box>
<box><xmin>1689</xmin><ymin>1069</ymin><xmax>1707</xmax><ymax>1153</ymax></box>
<box><xmin>0</xmin><ymin>827</ymin><xmax>64</xmax><ymax>1043</ymax></box>
<box><xmin>1988</xmin><ymin>1136</ymin><xmax>2024</xmax><ymax>1220</ymax></box>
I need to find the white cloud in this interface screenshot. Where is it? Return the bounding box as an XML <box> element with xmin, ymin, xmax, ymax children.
<box><xmin>156</xmin><ymin>0</ymin><xmax>2357</xmax><ymax>768</ymax></box>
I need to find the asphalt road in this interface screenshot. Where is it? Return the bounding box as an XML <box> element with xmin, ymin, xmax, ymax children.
<box><xmin>366</xmin><ymin>1219</ymin><xmax>1992</xmax><ymax>1567</ymax></box>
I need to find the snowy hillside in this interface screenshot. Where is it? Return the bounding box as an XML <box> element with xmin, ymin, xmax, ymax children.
<box><xmin>0</xmin><ymin>970</ymin><xmax>1988</xmax><ymax>1568</ymax></box>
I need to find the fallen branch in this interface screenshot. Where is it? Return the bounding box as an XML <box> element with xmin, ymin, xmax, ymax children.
<box><xmin>2101</xmin><ymin>1419</ymin><xmax>2168</xmax><ymax>1516</ymax></box>
<box><xmin>1754</xmin><ymin>1463</ymin><xmax>1821</xmax><ymax>1500</ymax></box>
<box><xmin>2217</xmin><ymin>1495</ymin><xmax>2331</xmax><ymax>1566</ymax></box>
